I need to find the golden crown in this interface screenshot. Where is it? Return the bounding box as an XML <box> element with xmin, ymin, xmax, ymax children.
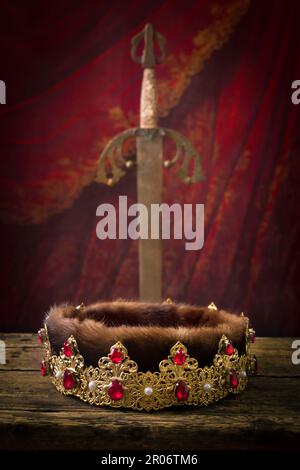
<box><xmin>38</xmin><ymin>303</ymin><xmax>257</xmax><ymax>412</ymax></box>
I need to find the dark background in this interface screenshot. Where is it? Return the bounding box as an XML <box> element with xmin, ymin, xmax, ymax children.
<box><xmin>0</xmin><ymin>0</ymin><xmax>299</xmax><ymax>335</ymax></box>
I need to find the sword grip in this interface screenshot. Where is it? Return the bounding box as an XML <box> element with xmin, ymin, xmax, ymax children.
<box><xmin>140</xmin><ymin>68</ymin><xmax>158</xmax><ymax>128</ymax></box>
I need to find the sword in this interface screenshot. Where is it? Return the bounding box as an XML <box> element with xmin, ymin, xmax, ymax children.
<box><xmin>95</xmin><ymin>24</ymin><xmax>204</xmax><ymax>302</ymax></box>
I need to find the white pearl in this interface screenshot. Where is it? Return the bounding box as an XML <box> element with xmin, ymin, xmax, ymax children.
<box><xmin>203</xmin><ymin>383</ymin><xmax>212</xmax><ymax>392</ymax></box>
<box><xmin>240</xmin><ymin>370</ymin><xmax>247</xmax><ymax>378</ymax></box>
<box><xmin>55</xmin><ymin>370</ymin><xmax>63</xmax><ymax>380</ymax></box>
<box><xmin>88</xmin><ymin>380</ymin><xmax>97</xmax><ymax>392</ymax></box>
<box><xmin>144</xmin><ymin>386</ymin><xmax>153</xmax><ymax>396</ymax></box>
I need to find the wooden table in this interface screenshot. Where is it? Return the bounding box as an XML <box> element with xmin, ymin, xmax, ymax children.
<box><xmin>0</xmin><ymin>334</ymin><xmax>299</xmax><ymax>451</ymax></box>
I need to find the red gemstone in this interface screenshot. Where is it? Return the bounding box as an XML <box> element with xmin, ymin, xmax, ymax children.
<box><xmin>108</xmin><ymin>347</ymin><xmax>124</xmax><ymax>364</ymax></box>
<box><xmin>38</xmin><ymin>331</ymin><xmax>44</xmax><ymax>345</ymax></box>
<box><xmin>250</xmin><ymin>332</ymin><xmax>256</xmax><ymax>343</ymax></box>
<box><xmin>229</xmin><ymin>369</ymin><xmax>239</xmax><ymax>389</ymax></box>
<box><xmin>175</xmin><ymin>380</ymin><xmax>189</xmax><ymax>402</ymax></box>
<box><xmin>174</xmin><ymin>348</ymin><xmax>186</xmax><ymax>365</ymax></box>
<box><xmin>63</xmin><ymin>341</ymin><xmax>73</xmax><ymax>357</ymax></box>
<box><xmin>108</xmin><ymin>379</ymin><xmax>124</xmax><ymax>401</ymax></box>
<box><xmin>40</xmin><ymin>360</ymin><xmax>47</xmax><ymax>376</ymax></box>
<box><xmin>225</xmin><ymin>342</ymin><xmax>234</xmax><ymax>356</ymax></box>
<box><xmin>63</xmin><ymin>370</ymin><xmax>75</xmax><ymax>389</ymax></box>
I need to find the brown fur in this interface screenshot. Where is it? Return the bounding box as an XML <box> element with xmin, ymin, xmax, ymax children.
<box><xmin>45</xmin><ymin>300</ymin><xmax>247</xmax><ymax>371</ymax></box>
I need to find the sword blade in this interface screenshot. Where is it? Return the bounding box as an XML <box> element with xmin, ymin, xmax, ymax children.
<box><xmin>137</xmin><ymin>134</ymin><xmax>162</xmax><ymax>301</ymax></box>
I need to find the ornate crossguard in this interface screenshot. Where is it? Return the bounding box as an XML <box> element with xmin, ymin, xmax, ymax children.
<box><xmin>95</xmin><ymin>24</ymin><xmax>204</xmax><ymax>301</ymax></box>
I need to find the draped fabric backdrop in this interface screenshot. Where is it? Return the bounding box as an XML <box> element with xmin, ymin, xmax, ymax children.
<box><xmin>0</xmin><ymin>0</ymin><xmax>299</xmax><ymax>334</ymax></box>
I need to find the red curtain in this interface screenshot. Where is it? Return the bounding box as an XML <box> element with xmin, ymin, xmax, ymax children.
<box><xmin>0</xmin><ymin>0</ymin><xmax>299</xmax><ymax>334</ymax></box>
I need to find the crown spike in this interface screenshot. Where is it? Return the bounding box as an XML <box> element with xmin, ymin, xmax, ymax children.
<box><xmin>76</xmin><ymin>302</ymin><xmax>85</xmax><ymax>310</ymax></box>
<box><xmin>208</xmin><ymin>302</ymin><xmax>218</xmax><ymax>311</ymax></box>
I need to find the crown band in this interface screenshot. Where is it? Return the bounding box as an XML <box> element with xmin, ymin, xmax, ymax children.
<box><xmin>38</xmin><ymin>301</ymin><xmax>257</xmax><ymax>411</ymax></box>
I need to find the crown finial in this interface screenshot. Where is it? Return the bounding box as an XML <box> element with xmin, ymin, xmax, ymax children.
<box><xmin>76</xmin><ymin>302</ymin><xmax>85</xmax><ymax>310</ymax></box>
<box><xmin>208</xmin><ymin>302</ymin><xmax>218</xmax><ymax>311</ymax></box>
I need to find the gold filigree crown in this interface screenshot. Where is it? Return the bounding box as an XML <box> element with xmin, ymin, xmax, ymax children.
<box><xmin>38</xmin><ymin>305</ymin><xmax>257</xmax><ymax>412</ymax></box>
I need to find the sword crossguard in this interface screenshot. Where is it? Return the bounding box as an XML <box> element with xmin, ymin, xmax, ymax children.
<box><xmin>131</xmin><ymin>23</ymin><xmax>166</xmax><ymax>68</ymax></box>
<box><xmin>95</xmin><ymin>127</ymin><xmax>205</xmax><ymax>186</ymax></box>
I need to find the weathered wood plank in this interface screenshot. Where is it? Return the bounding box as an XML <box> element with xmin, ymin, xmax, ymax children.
<box><xmin>252</xmin><ymin>337</ymin><xmax>299</xmax><ymax>376</ymax></box>
<box><xmin>0</xmin><ymin>333</ymin><xmax>38</xmax><ymax>347</ymax></box>
<box><xmin>0</xmin><ymin>404</ymin><xmax>299</xmax><ymax>450</ymax></box>
<box><xmin>0</xmin><ymin>336</ymin><xmax>299</xmax><ymax>376</ymax></box>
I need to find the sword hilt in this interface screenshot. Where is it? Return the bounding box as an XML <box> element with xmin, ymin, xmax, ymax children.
<box><xmin>131</xmin><ymin>23</ymin><xmax>166</xmax><ymax>69</ymax></box>
<box><xmin>132</xmin><ymin>24</ymin><xmax>166</xmax><ymax>129</ymax></box>
<box><xmin>95</xmin><ymin>24</ymin><xmax>204</xmax><ymax>186</ymax></box>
